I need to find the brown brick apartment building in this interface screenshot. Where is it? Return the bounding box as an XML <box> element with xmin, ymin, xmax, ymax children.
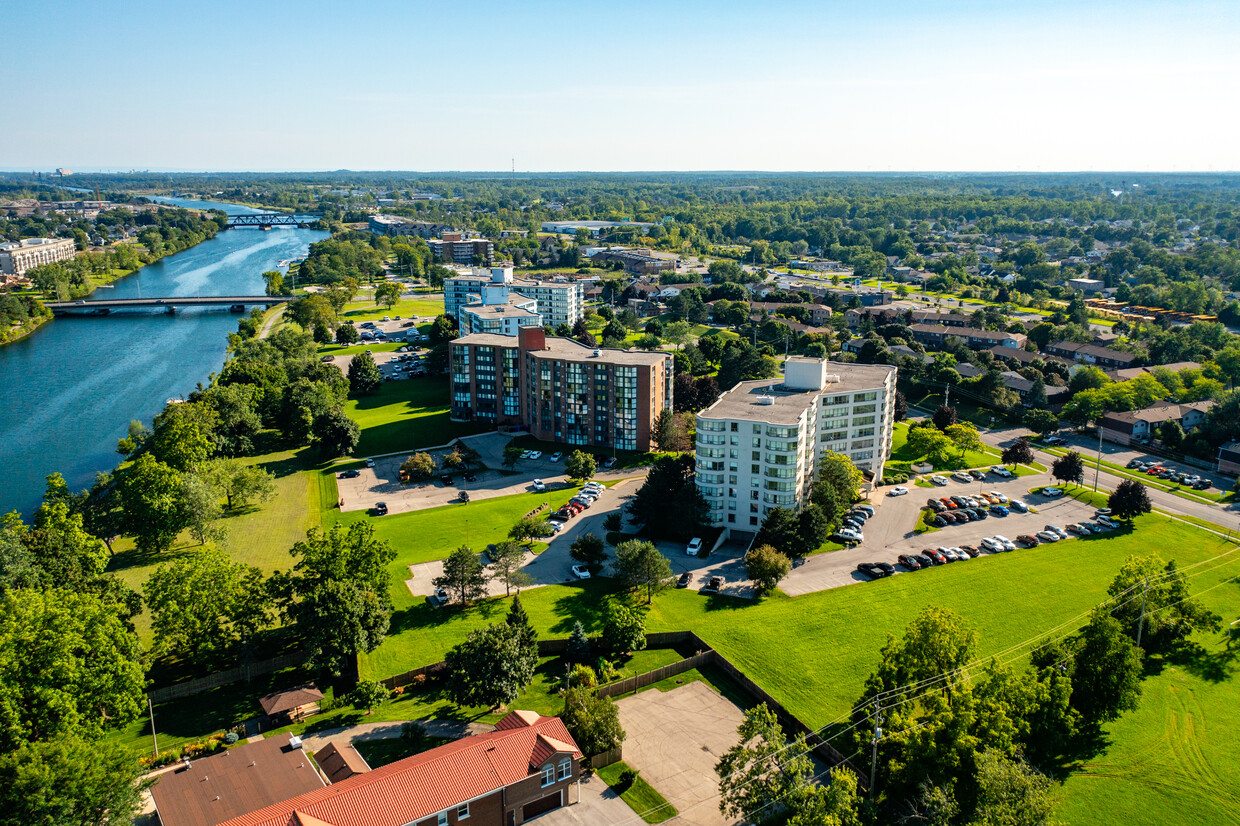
<box><xmin>449</xmin><ymin>327</ymin><xmax>672</xmax><ymax>451</ymax></box>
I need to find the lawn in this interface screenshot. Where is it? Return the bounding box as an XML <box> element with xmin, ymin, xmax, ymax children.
<box><xmin>1036</xmin><ymin>442</ymin><xmax>1228</xmax><ymax>505</ymax></box>
<box><xmin>343</xmin><ymin>376</ymin><xmax>490</xmax><ymax>457</ymax></box>
<box><xmin>339</xmin><ymin>296</ymin><xmax>444</xmax><ymax>323</ymax></box>
<box><xmin>596</xmin><ymin>761</ymin><xmax>678</xmax><ymax>823</ymax></box>
<box><xmin>887</xmin><ymin>421</ymin><xmax>1004</xmax><ymax>472</ymax></box>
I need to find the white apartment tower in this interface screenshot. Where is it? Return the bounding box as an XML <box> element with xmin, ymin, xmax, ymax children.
<box><xmin>695</xmin><ymin>358</ymin><xmax>897</xmax><ymax>530</ymax></box>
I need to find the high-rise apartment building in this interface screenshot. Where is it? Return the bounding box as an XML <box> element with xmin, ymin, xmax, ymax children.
<box><xmin>450</xmin><ymin>327</ymin><xmax>672</xmax><ymax>451</ymax></box>
<box><xmin>695</xmin><ymin>358</ymin><xmax>897</xmax><ymax>529</ymax></box>
<box><xmin>445</xmin><ymin>268</ymin><xmax>585</xmax><ymax>330</ymax></box>
<box><xmin>428</xmin><ymin>232</ymin><xmax>494</xmax><ymax>266</ymax></box>
<box><xmin>0</xmin><ymin>237</ymin><xmax>76</xmax><ymax>277</ymax></box>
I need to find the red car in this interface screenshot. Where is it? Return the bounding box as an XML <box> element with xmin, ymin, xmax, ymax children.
<box><xmin>923</xmin><ymin>548</ymin><xmax>946</xmax><ymax>565</ymax></box>
<box><xmin>940</xmin><ymin>497</ymin><xmax>958</xmax><ymax>509</ymax></box>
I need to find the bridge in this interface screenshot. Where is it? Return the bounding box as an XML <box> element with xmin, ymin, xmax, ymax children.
<box><xmin>225</xmin><ymin>214</ymin><xmax>313</xmax><ymax>229</ymax></box>
<box><xmin>45</xmin><ymin>296</ymin><xmax>294</xmax><ymax>316</ymax></box>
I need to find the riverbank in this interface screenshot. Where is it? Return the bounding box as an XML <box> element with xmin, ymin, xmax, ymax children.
<box><xmin>0</xmin><ymin>313</ymin><xmax>52</xmax><ymax>346</ymax></box>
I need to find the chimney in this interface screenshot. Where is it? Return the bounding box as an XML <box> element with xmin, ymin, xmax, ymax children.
<box><xmin>518</xmin><ymin>326</ymin><xmax>546</xmax><ymax>352</ymax></box>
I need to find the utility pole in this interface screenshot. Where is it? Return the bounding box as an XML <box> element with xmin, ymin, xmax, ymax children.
<box><xmin>1136</xmin><ymin>576</ymin><xmax>1150</xmax><ymax>648</ymax></box>
<box><xmin>148</xmin><ymin>696</ymin><xmax>159</xmax><ymax>757</ymax></box>
<box><xmin>1093</xmin><ymin>420</ymin><xmax>1104</xmax><ymax>492</ymax></box>
<box><xmin>869</xmin><ymin>702</ymin><xmax>883</xmax><ymax>794</ymax></box>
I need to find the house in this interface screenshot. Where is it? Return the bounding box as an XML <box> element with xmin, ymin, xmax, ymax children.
<box><xmin>218</xmin><ymin>710</ymin><xmax>584</xmax><ymax>826</ymax></box>
<box><xmin>151</xmin><ymin>734</ymin><xmax>325</xmax><ymax>826</ymax></box>
<box><xmin>955</xmin><ymin>362</ymin><xmax>984</xmax><ymax>379</ymax></box>
<box><xmin>844</xmin><ymin>306</ymin><xmax>903</xmax><ymax>329</ymax></box>
<box><xmin>999</xmin><ymin>371</ymin><xmax>1071</xmax><ymax>409</ymax></box>
<box><xmin>258</xmin><ymin>683</ymin><xmax>324</xmax><ymax>725</ymax></box>
<box><xmin>1107</xmin><ymin>361</ymin><xmax>1201</xmax><ymax>382</ymax></box>
<box><xmin>1216</xmin><ymin>441</ymin><xmax>1240</xmax><ymax>476</ymax></box>
<box><xmin>889</xmin><ymin>344</ymin><xmax>934</xmax><ymax>364</ymax></box>
<box><xmin>910</xmin><ymin>324</ymin><xmax>1027</xmax><ymax>350</ymax></box>
<box><xmin>1067</xmin><ymin>278</ymin><xmax>1106</xmax><ymax>293</ymax></box>
<box><xmin>1099</xmin><ymin>401</ymin><xmax>1214</xmax><ymax>446</ymax></box>
<box><xmin>1044</xmin><ymin>341</ymin><xmax>1138</xmax><ymax>369</ymax></box>
<box><xmin>746</xmin><ymin>301</ymin><xmax>834</xmax><ymax>326</ymax></box>
<box><xmin>590</xmin><ymin>248</ymin><xmax>676</xmax><ymax>274</ymax></box>
<box><xmin>989</xmin><ymin>346</ymin><xmax>1072</xmax><ymax>371</ymax></box>
<box><xmin>911</xmin><ymin>310</ymin><xmax>971</xmax><ymax>327</ymax></box>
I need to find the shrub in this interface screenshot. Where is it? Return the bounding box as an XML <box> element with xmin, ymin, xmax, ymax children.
<box><xmin>618</xmin><ymin>768</ymin><xmax>637</xmax><ymax>791</ymax></box>
<box><xmin>569</xmin><ymin>663</ymin><xmax>597</xmax><ymax>688</ymax></box>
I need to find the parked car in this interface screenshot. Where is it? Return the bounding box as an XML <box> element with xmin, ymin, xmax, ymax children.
<box><xmin>1036</xmin><ymin>530</ymin><xmax>1061</xmax><ymax>543</ymax></box>
<box><xmin>989</xmin><ymin>491</ymin><xmax>1009</xmax><ymax>503</ymax></box>
<box><xmin>463</xmin><ymin>473</ymin><xmax>477</xmax><ymax>482</ymax></box>
<box><xmin>969</xmin><ymin>470</ymin><xmax>986</xmax><ymax>481</ymax></box>
<box><xmin>993</xmin><ymin>534</ymin><xmax>1016</xmax><ymax>550</ymax></box>
<box><xmin>532</xmin><ymin>479</ymin><xmax>546</xmax><ymax>492</ymax></box>
<box><xmin>971</xmin><ymin>507</ymin><xmax>989</xmax><ymax>520</ymax></box>
<box><xmin>700</xmin><ymin>576</ymin><xmax>724</xmax><ymax>594</ymax></box>
<box><xmin>889</xmin><ymin>486</ymin><xmax>909</xmax><ymax>496</ymax></box>
<box><xmin>371</xmin><ymin>502</ymin><xmax>388</xmax><ymax>516</ymax></box>
<box><xmin>930</xmin><ymin>514</ymin><xmax>948</xmax><ymax>527</ymax></box>
<box><xmin>1127</xmin><ymin>459</ymin><xmax>1145</xmax><ymax>469</ymax></box>
<box><xmin>931</xmin><ymin>475</ymin><xmax>949</xmax><ymax>486</ymax></box>
<box><xmin>836</xmin><ymin>528</ymin><xmax>863</xmax><ymax>543</ymax></box>
<box><xmin>1044</xmin><ymin>435</ymin><xmax>1067</xmax><ymax>445</ymax></box>
<box><xmin>1045</xmin><ymin>524</ymin><xmax>1069</xmax><ymax>539</ymax></box>
<box><xmin>339</xmin><ymin>469</ymin><xmax>360</xmax><ymax>479</ymax></box>
<box><xmin>990</xmin><ymin>465</ymin><xmax>1013</xmax><ymax>477</ymax></box>
<box><xmin>914</xmin><ymin>553</ymin><xmax>935</xmax><ymax>567</ymax></box>
<box><xmin>927</xmin><ymin>498</ymin><xmax>947</xmax><ymax>512</ymax></box>
<box><xmin>959</xmin><ymin>545</ymin><xmax>981</xmax><ymax>558</ymax></box>
<box><xmin>321</xmin><ymin>354</ymin><xmax>335</xmax><ymax>362</ymax></box>
<box><xmin>1067</xmin><ymin>523</ymin><xmax>1091</xmax><ymax>535</ymax></box>
<box><xmin>603</xmin><ymin>456</ymin><xmax>618</xmax><ymax>469</ymax></box>
<box><xmin>1096</xmin><ymin>514</ymin><xmax>1119</xmax><ymax>528</ymax></box>
<box><xmin>571</xmin><ymin>564</ymin><xmax>591</xmax><ymax>580</ymax></box>
<box><xmin>854</xmin><ymin>504</ymin><xmax>875</xmax><ymax>517</ymax></box>
<box><xmin>676</xmin><ymin>571</ymin><xmax>692</xmax><ymax>588</ymax></box>
<box><xmin>990</xmin><ymin>505</ymin><xmax>1009</xmax><ymax>516</ymax></box>
<box><xmin>938</xmin><ymin>547</ymin><xmax>961</xmax><ymax>562</ymax></box>
<box><xmin>1017</xmin><ymin>534</ymin><xmax>1040</xmax><ymax>547</ymax></box>
<box><xmin>686</xmin><ymin>537</ymin><xmax>704</xmax><ymax>556</ymax></box>
<box><xmin>527</xmin><ymin>451</ymin><xmax>543</xmax><ymax>460</ymax></box>
<box><xmin>1009</xmin><ymin>499</ymin><xmax>1029</xmax><ymax>513</ymax></box>
<box><xmin>857</xmin><ymin>562</ymin><xmax>895</xmax><ymax>579</ymax></box>
<box><xmin>981</xmin><ymin>537</ymin><xmax>1005</xmax><ymax>553</ymax></box>
<box><xmin>898</xmin><ymin>554</ymin><xmax>923</xmax><ymax>570</ymax></box>
<box><xmin>550</xmin><ymin>452</ymin><xmax>563</xmax><ymax>462</ymax></box>
<box><xmin>1040</xmin><ymin>487</ymin><xmax>1064</xmax><ymax>498</ymax></box>
<box><xmin>1194</xmin><ymin>479</ymin><xmax>1214</xmax><ymax>490</ymax></box>
<box><xmin>440</xmin><ymin>474</ymin><xmax>454</xmax><ymax>486</ymax></box>
<box><xmin>952</xmin><ymin>471</ymin><xmax>973</xmax><ymax>483</ymax></box>
<box><xmin>923</xmin><ymin>548</ymin><xmax>946</xmax><ymax>565</ymax></box>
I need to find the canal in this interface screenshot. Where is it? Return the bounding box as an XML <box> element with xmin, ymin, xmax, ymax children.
<box><xmin>0</xmin><ymin>197</ymin><xmax>327</xmax><ymax>517</ymax></box>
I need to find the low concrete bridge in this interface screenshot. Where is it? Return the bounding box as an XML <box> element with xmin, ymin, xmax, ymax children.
<box><xmin>45</xmin><ymin>296</ymin><xmax>293</xmax><ymax>315</ymax></box>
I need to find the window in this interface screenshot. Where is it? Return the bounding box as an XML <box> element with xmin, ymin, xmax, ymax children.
<box><xmin>457</xmin><ymin>803</ymin><xmax>470</xmax><ymax>819</ymax></box>
<box><xmin>542</xmin><ymin>764</ymin><xmax>556</xmax><ymax>786</ymax></box>
<box><xmin>559</xmin><ymin>759</ymin><xmax>572</xmax><ymax>780</ymax></box>
<box><xmin>438</xmin><ymin>814</ymin><xmax>448</xmax><ymax>826</ymax></box>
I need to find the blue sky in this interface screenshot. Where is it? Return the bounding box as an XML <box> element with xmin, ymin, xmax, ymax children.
<box><xmin>3</xmin><ymin>0</ymin><xmax>1237</xmax><ymax>171</ymax></box>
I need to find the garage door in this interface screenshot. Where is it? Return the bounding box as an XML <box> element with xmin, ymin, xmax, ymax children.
<box><xmin>522</xmin><ymin>790</ymin><xmax>562</xmax><ymax>820</ymax></box>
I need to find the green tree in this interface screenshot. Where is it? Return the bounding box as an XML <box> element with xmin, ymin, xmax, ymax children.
<box><xmin>612</xmin><ymin>539</ymin><xmax>674</xmax><ymax>603</ymax></box>
<box><xmin>347</xmin><ymin>352</ymin><xmax>383</xmax><ymax>395</ymax></box>
<box><xmin>335</xmin><ymin>322</ymin><xmax>359</xmax><ymax>344</ymax></box>
<box><xmin>149</xmin><ymin>414</ymin><xmax>212</xmax><ymax>472</ymax></box>
<box><xmin>570</xmin><ymin>532</ymin><xmax>608</xmax><ymax>574</ymax></box>
<box><xmin>907</xmin><ymin>425</ymin><xmax>957</xmax><ymax>467</ymax></box>
<box><xmin>275</xmin><ymin>522</ymin><xmax>395</xmax><ymax>676</ymax></box>
<box><xmin>601</xmin><ymin>600</ymin><xmax>647</xmax><ymax>656</ymax></box>
<box><xmin>560</xmin><ymin>687</ymin><xmax>625</xmax><ymax>757</ymax></box>
<box><xmin>626</xmin><ymin>455</ymin><xmax>710</xmax><ymax>541</ymax></box>
<box><xmin>652</xmin><ymin>408</ymin><xmax>678</xmax><ymax>452</ymax></box>
<box><xmin>716</xmin><ymin>704</ymin><xmax>817</xmax><ymax>823</ymax></box>
<box><xmin>1051</xmin><ymin>451</ymin><xmax>1085</xmax><ymax>486</ymax></box>
<box><xmin>374</xmin><ymin>281</ymin><xmax>402</xmax><ymax>308</ymax></box>
<box><xmin>506</xmin><ymin>592</ymin><xmax>539</xmax><ymax>662</ymax></box>
<box><xmin>401</xmin><ymin>452</ymin><xmax>437</xmax><ymax>480</ymax></box>
<box><xmin>349</xmin><ymin>679</ymin><xmax>389</xmax><ymax>715</ymax></box>
<box><xmin>509</xmin><ymin>516</ymin><xmax>555</xmax><ymax>543</ymax></box>
<box><xmin>144</xmin><ymin>547</ymin><xmax>269</xmax><ymax>668</ymax></box>
<box><xmin>201</xmin><ymin>457</ymin><xmax>276</xmax><ymax>511</ymax></box>
<box><xmin>502</xmin><ymin>445</ymin><xmax>524</xmax><ymax>471</ymax></box>
<box><xmin>311</xmin><ymin>408</ymin><xmax>360</xmax><ymax>457</ymax></box>
<box><xmin>23</xmin><ymin>498</ymin><xmax>108</xmax><ymax>587</ymax></box>
<box><xmin>0</xmin><ymin>589</ymin><xmax>145</xmax><ymax>749</ymax></box>
<box><xmin>972</xmin><ymin>748</ymin><xmax>1061</xmax><ymax>826</ymax></box>
<box><xmin>565</xmin><ymin>450</ymin><xmax>597</xmax><ymax>481</ymax></box>
<box><xmin>434</xmin><ymin>545</ymin><xmax>488</xmax><ymax>605</ymax></box>
<box><xmin>116</xmin><ymin>454</ymin><xmax>188</xmax><ymax>555</ymax></box>
<box><xmin>1106</xmin><ymin>556</ymin><xmax>1220</xmax><ymax>653</ymax></box>
<box><xmin>944</xmin><ymin>421</ymin><xmax>983</xmax><ymax>460</ymax></box>
<box><xmin>745</xmin><ymin>544</ymin><xmax>792</xmax><ymax>597</ymax></box>
<box><xmin>488</xmin><ymin>540</ymin><xmax>532</xmax><ymax>596</ymax></box>
<box><xmin>263</xmin><ymin>269</ymin><xmax>285</xmax><ymax>296</ymax></box>
<box><xmin>0</xmin><ymin>735</ymin><xmax>149</xmax><ymax>826</ymax></box>
<box><xmin>1023</xmin><ymin>409</ymin><xmax>1060</xmax><ymax>437</ymax></box>
<box><xmin>1107</xmin><ymin>479</ymin><xmax>1151</xmax><ymax>521</ymax></box>
<box><xmin>786</xmin><ymin>767</ymin><xmax>863</xmax><ymax>826</ymax></box>
<box><xmin>1071</xmin><ymin>607</ymin><xmax>1143</xmax><ymax>726</ymax></box>
<box><xmin>444</xmin><ymin>622</ymin><xmax>537</xmax><ymax>709</ymax></box>
<box><xmin>566</xmin><ymin>620</ymin><xmax>592</xmax><ymax>663</ymax></box>
<box><xmin>180</xmin><ymin>472</ymin><xmax>225</xmax><ymax>546</ymax></box>
<box><xmin>1001</xmin><ymin>437</ymin><xmax>1035</xmax><ymax>467</ymax></box>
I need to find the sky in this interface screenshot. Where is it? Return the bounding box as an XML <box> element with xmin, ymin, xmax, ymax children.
<box><xmin>3</xmin><ymin>0</ymin><xmax>1238</xmax><ymax>172</ymax></box>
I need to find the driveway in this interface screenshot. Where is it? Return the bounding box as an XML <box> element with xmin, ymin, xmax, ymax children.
<box><xmin>615</xmin><ymin>681</ymin><xmax>746</xmax><ymax>826</ymax></box>
<box><xmin>537</xmin><ymin>773</ymin><xmax>633</xmax><ymax>825</ymax></box>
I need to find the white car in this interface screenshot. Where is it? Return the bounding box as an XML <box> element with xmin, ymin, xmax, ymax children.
<box><xmin>952</xmin><ymin>471</ymin><xmax>973</xmax><ymax>483</ymax></box>
<box><xmin>990</xmin><ymin>466</ymin><xmax>1013</xmax><ymax>478</ymax></box>
<box><xmin>992</xmin><ymin>534</ymin><xmax>1016</xmax><ymax>551</ymax></box>
<box><xmin>550</xmin><ymin>452</ymin><xmax>563</xmax><ymax>462</ymax></box>
<box><xmin>837</xmin><ymin>528</ymin><xmax>863</xmax><ymax>543</ymax></box>
<box><xmin>1040</xmin><ymin>487</ymin><xmax>1064</xmax><ymax>498</ymax></box>
<box><xmin>520</xmin><ymin>450</ymin><xmax>534</xmax><ymax>459</ymax></box>
<box><xmin>950</xmin><ymin>546</ymin><xmax>970</xmax><ymax>560</ymax></box>
<box><xmin>571</xmin><ymin>564</ymin><xmax>591</xmax><ymax>579</ymax></box>
<box><xmin>937</xmin><ymin>546</ymin><xmax>961</xmax><ymax>562</ymax></box>
<box><xmin>532</xmin><ymin>479</ymin><xmax>546</xmax><ymax>492</ymax></box>
<box><xmin>1036</xmin><ymin>530</ymin><xmax>1061</xmax><ymax>543</ymax></box>
<box><xmin>981</xmin><ymin>537</ymin><xmax>1004</xmax><ymax>553</ymax></box>
<box><xmin>931</xmin><ymin>475</ymin><xmax>949</xmax><ymax>486</ymax></box>
<box><xmin>888</xmin><ymin>486</ymin><xmax>909</xmax><ymax>496</ymax></box>
<box><xmin>365</xmin><ymin>458</ymin><xmax>375</xmax><ymax>468</ymax></box>
<box><xmin>548</xmin><ymin>521</ymin><xmax>564</xmax><ymax>533</ymax></box>
<box><xmin>1045</xmin><ymin>524</ymin><xmax>1069</xmax><ymax>539</ymax></box>
<box><xmin>570</xmin><ymin>497</ymin><xmax>592</xmax><ymax>509</ymax></box>
<box><xmin>686</xmin><ymin>537</ymin><xmax>703</xmax><ymax>556</ymax></box>
<box><xmin>527</xmin><ymin>451</ymin><xmax>543</xmax><ymax>460</ymax></box>
<box><xmin>988</xmin><ymin>491</ymin><xmax>1009</xmax><ymax>503</ymax></box>
<box><xmin>1096</xmin><ymin>514</ymin><xmax>1118</xmax><ymax>528</ymax></box>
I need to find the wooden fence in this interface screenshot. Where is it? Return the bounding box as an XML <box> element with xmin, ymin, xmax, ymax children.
<box><xmin>589</xmin><ymin>747</ymin><xmax>624</xmax><ymax>769</ymax></box>
<box><xmin>147</xmin><ymin>651</ymin><xmax>306</xmax><ymax>704</ymax></box>
<box><xmin>596</xmin><ymin>650</ymin><xmax>714</xmax><ymax>698</ymax></box>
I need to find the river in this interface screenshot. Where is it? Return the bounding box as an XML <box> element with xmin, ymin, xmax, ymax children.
<box><xmin>0</xmin><ymin>197</ymin><xmax>327</xmax><ymax>517</ymax></box>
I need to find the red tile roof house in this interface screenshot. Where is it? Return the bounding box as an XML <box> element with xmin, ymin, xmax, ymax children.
<box><xmin>220</xmin><ymin>711</ymin><xmax>583</xmax><ymax>826</ymax></box>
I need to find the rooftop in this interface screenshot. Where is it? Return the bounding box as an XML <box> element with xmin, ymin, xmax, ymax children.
<box><xmin>453</xmin><ymin>332</ymin><xmax>671</xmax><ymax>366</ymax></box>
<box><xmin>699</xmin><ymin>361</ymin><xmax>895</xmax><ymax>425</ymax></box>
<box><xmin>151</xmin><ymin>735</ymin><xmax>324</xmax><ymax>826</ymax></box>
<box><xmin>461</xmin><ymin>294</ymin><xmax>540</xmax><ymax>320</ymax></box>
<box><xmin>258</xmin><ymin>684</ymin><xmax>323</xmax><ymax>717</ymax></box>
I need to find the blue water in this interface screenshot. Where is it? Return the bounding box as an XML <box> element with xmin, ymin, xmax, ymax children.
<box><xmin>0</xmin><ymin>198</ymin><xmax>327</xmax><ymax>517</ymax></box>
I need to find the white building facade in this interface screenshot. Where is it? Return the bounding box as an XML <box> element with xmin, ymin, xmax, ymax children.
<box><xmin>0</xmin><ymin>237</ymin><xmax>76</xmax><ymax>276</ymax></box>
<box><xmin>695</xmin><ymin>358</ymin><xmax>897</xmax><ymax>530</ymax></box>
<box><xmin>445</xmin><ymin>268</ymin><xmax>584</xmax><ymax>330</ymax></box>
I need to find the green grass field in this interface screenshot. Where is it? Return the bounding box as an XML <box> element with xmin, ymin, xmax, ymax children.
<box><xmin>597</xmin><ymin>761</ymin><xmax>678</xmax><ymax>823</ymax></box>
<box><xmin>339</xmin><ymin>296</ymin><xmax>444</xmax><ymax>323</ymax></box>
<box><xmin>343</xmin><ymin>376</ymin><xmax>490</xmax><ymax>457</ymax></box>
<box><xmin>887</xmin><ymin>420</ymin><xmax>1004</xmax><ymax>472</ymax></box>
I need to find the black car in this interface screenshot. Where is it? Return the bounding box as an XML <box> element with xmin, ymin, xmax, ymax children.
<box><xmin>857</xmin><ymin>562</ymin><xmax>895</xmax><ymax>579</ymax></box>
<box><xmin>926</xmin><ymin>498</ymin><xmax>946</xmax><ymax>512</ymax></box>
<box><xmin>440</xmin><ymin>474</ymin><xmax>454</xmax><ymax>486</ymax></box>
<box><xmin>914</xmin><ymin>553</ymin><xmax>935</xmax><ymax>568</ymax></box>
<box><xmin>676</xmin><ymin>571</ymin><xmax>692</xmax><ymax>589</ymax></box>
<box><xmin>842</xmin><ymin>517</ymin><xmax>865</xmax><ymax>530</ymax></box>
<box><xmin>971</xmin><ymin>508</ymin><xmax>988</xmax><ymax>520</ymax></box>
<box><xmin>897</xmin><ymin>554</ymin><xmax>922</xmax><ymax>570</ymax></box>
<box><xmin>969</xmin><ymin>470</ymin><xmax>986</xmax><ymax>480</ymax></box>
<box><xmin>700</xmin><ymin>576</ymin><xmax>723</xmax><ymax>594</ymax></box>
<box><xmin>339</xmin><ymin>469</ymin><xmax>360</xmax><ymax>479</ymax></box>
<box><xmin>1195</xmin><ymin>479</ymin><xmax>1213</xmax><ymax>489</ymax></box>
<box><xmin>950</xmin><ymin>495</ymin><xmax>968</xmax><ymax>506</ymax></box>
<box><xmin>371</xmin><ymin>502</ymin><xmax>388</xmax><ymax>516</ymax></box>
<box><xmin>931</xmin><ymin>515</ymin><xmax>948</xmax><ymax>527</ymax></box>
<box><xmin>955</xmin><ymin>510</ymin><xmax>972</xmax><ymax>523</ymax></box>
<box><xmin>463</xmin><ymin>473</ymin><xmax>477</xmax><ymax>482</ymax></box>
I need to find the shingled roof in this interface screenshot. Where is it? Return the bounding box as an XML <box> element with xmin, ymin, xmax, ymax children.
<box><xmin>220</xmin><ymin>712</ymin><xmax>582</xmax><ymax>826</ymax></box>
<box><xmin>258</xmin><ymin>684</ymin><xmax>323</xmax><ymax>717</ymax></box>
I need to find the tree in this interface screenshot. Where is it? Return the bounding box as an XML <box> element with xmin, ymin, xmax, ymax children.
<box><xmin>560</xmin><ymin>687</ymin><xmax>625</xmax><ymax>757</ymax></box>
<box><xmin>1001</xmin><ymin>437</ymin><xmax>1035</xmax><ymax>467</ymax></box>
<box><xmin>1051</xmin><ymin>451</ymin><xmax>1085</xmax><ymax>486</ymax></box>
<box><xmin>311</xmin><ymin>408</ymin><xmax>360</xmax><ymax>457</ymax></box>
<box><xmin>1107</xmin><ymin>479</ymin><xmax>1151</xmax><ymax>521</ymax></box>
<box><xmin>932</xmin><ymin>403</ymin><xmax>958</xmax><ymax>431</ymax></box>
<box><xmin>1071</xmin><ymin>607</ymin><xmax>1143</xmax><ymax>726</ymax></box>
<box><xmin>858</xmin><ymin>606</ymin><xmax>977</xmax><ymax>707</ymax></box>
<box><xmin>401</xmin><ymin>452</ymin><xmax>437</xmax><ymax>480</ymax></box>
<box><xmin>488</xmin><ymin>540</ymin><xmax>532</xmax><ymax>596</ymax></box>
<box><xmin>944</xmin><ymin>422</ymin><xmax>984</xmax><ymax>461</ymax></box>
<box><xmin>1023</xmin><ymin>408</ymin><xmax>1060</xmax><ymax>437</ymax></box>
<box><xmin>349</xmin><ymin>679</ymin><xmax>389</xmax><ymax>715</ymax></box>
<box><xmin>653</xmin><ymin>408</ymin><xmax>678</xmax><ymax>452</ymax></box>
<box><xmin>510</xmin><ymin>516</ymin><xmax>555</xmax><ymax>543</ymax></box>
<box><xmin>23</xmin><ymin>497</ymin><xmax>108</xmax><ymax>587</ymax></box>
<box><xmin>1106</xmin><ymin>556</ymin><xmax>1220</xmax><ymax>653</ymax></box>
<box><xmin>565</xmin><ymin>450</ymin><xmax>597</xmax><ymax>482</ymax></box>
<box><xmin>347</xmin><ymin>352</ymin><xmax>383</xmax><ymax>395</ymax></box>
<box><xmin>506</xmin><ymin>592</ymin><xmax>538</xmax><ymax>653</ymax></box>
<box><xmin>444</xmin><ymin>622</ymin><xmax>537</xmax><ymax>709</ymax></box>
<box><xmin>434</xmin><ymin>545</ymin><xmax>488</xmax><ymax>605</ymax></box>
<box><xmin>116</xmin><ymin>453</ymin><xmax>188</xmax><ymax>555</ymax></box>
<box><xmin>612</xmin><ymin>539</ymin><xmax>674</xmax><ymax>603</ymax></box>
<box><xmin>601</xmin><ymin>601</ymin><xmax>647</xmax><ymax>656</ymax></box>
<box><xmin>374</xmin><ymin>281</ymin><xmax>402</xmax><ymax>308</ymax></box>
<box><xmin>627</xmin><ymin>455</ymin><xmax>710</xmax><ymax>541</ymax></box>
<box><xmin>428</xmin><ymin>313</ymin><xmax>458</xmax><ymax>344</ymax></box>
<box><xmin>149</xmin><ymin>414</ymin><xmax>212</xmax><ymax>472</ymax></box>
<box><xmin>786</xmin><ymin>767</ymin><xmax>863</xmax><ymax>826</ymax></box>
<box><xmin>716</xmin><ymin>704</ymin><xmax>817</xmax><ymax>822</ymax></box>
<box><xmin>1159</xmin><ymin>419</ymin><xmax>1185</xmax><ymax>449</ymax></box>
<box><xmin>745</xmin><ymin>544</ymin><xmax>792</xmax><ymax>597</ymax></box>
<box><xmin>263</xmin><ymin>269</ymin><xmax>285</xmax><ymax>296</ymax></box>
<box><xmin>201</xmin><ymin>457</ymin><xmax>276</xmax><ymax>511</ymax></box>
<box><xmin>0</xmin><ymin>589</ymin><xmax>145</xmax><ymax>750</ymax></box>
<box><xmin>180</xmin><ymin>472</ymin><xmax>225</xmax><ymax>546</ymax></box>
<box><xmin>502</xmin><ymin>445</ymin><xmax>524</xmax><ymax>471</ymax></box>
<box><xmin>570</xmin><ymin>532</ymin><xmax>608</xmax><ymax>574</ymax></box>
<box><xmin>335</xmin><ymin>322</ymin><xmax>359</xmax><ymax>344</ymax></box>
<box><xmin>893</xmin><ymin>390</ymin><xmax>908</xmax><ymax>422</ymax></box>
<box><xmin>276</xmin><ymin>522</ymin><xmax>395</xmax><ymax>676</ymax></box>
<box><xmin>566</xmin><ymin>620</ymin><xmax>592</xmax><ymax>663</ymax></box>
<box><xmin>907</xmin><ymin>425</ymin><xmax>957</xmax><ymax>467</ymax></box>
<box><xmin>972</xmin><ymin>749</ymin><xmax>1061</xmax><ymax>826</ymax></box>
<box><xmin>0</xmin><ymin>735</ymin><xmax>149</xmax><ymax>826</ymax></box>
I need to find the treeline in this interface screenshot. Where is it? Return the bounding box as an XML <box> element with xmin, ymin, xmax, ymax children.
<box><xmin>0</xmin><ymin>293</ymin><xmax>51</xmax><ymax>344</ymax></box>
